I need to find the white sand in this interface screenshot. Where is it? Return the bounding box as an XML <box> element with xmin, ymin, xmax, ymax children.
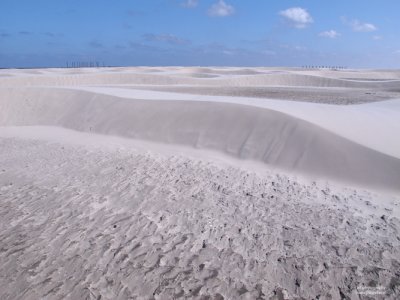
<box><xmin>0</xmin><ymin>67</ymin><xmax>399</xmax><ymax>299</ymax></box>
<box><xmin>66</xmin><ymin>86</ymin><xmax>400</xmax><ymax>159</ymax></box>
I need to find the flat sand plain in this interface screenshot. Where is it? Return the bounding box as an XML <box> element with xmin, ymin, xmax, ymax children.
<box><xmin>0</xmin><ymin>67</ymin><xmax>399</xmax><ymax>299</ymax></box>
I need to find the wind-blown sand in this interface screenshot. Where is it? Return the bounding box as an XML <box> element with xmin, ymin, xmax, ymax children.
<box><xmin>0</xmin><ymin>67</ymin><xmax>399</xmax><ymax>299</ymax></box>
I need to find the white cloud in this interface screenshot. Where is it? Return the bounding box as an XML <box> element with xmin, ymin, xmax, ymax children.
<box><xmin>182</xmin><ymin>0</ymin><xmax>198</xmax><ymax>8</ymax></box>
<box><xmin>351</xmin><ymin>20</ymin><xmax>377</xmax><ymax>32</ymax></box>
<box><xmin>319</xmin><ymin>30</ymin><xmax>340</xmax><ymax>38</ymax></box>
<box><xmin>342</xmin><ymin>18</ymin><xmax>377</xmax><ymax>32</ymax></box>
<box><xmin>208</xmin><ymin>0</ymin><xmax>235</xmax><ymax>17</ymax></box>
<box><xmin>372</xmin><ymin>35</ymin><xmax>382</xmax><ymax>40</ymax></box>
<box><xmin>279</xmin><ymin>7</ymin><xmax>313</xmax><ymax>29</ymax></box>
<box><xmin>394</xmin><ymin>50</ymin><xmax>400</xmax><ymax>55</ymax></box>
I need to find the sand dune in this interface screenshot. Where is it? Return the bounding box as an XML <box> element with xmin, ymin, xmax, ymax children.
<box><xmin>0</xmin><ymin>72</ymin><xmax>201</xmax><ymax>87</ymax></box>
<box><xmin>217</xmin><ymin>73</ymin><xmax>400</xmax><ymax>88</ymax></box>
<box><xmin>295</xmin><ymin>69</ymin><xmax>400</xmax><ymax>80</ymax></box>
<box><xmin>1</xmin><ymin>133</ymin><xmax>398</xmax><ymax>299</ymax></box>
<box><xmin>121</xmin><ymin>85</ymin><xmax>400</xmax><ymax>104</ymax></box>
<box><xmin>0</xmin><ymin>67</ymin><xmax>399</xmax><ymax>299</ymax></box>
<box><xmin>175</xmin><ymin>73</ymin><xmax>220</xmax><ymax>78</ymax></box>
<box><xmin>1</xmin><ymin>67</ymin><xmax>400</xmax><ymax>89</ymax></box>
<box><xmin>1</xmin><ymin>87</ymin><xmax>400</xmax><ymax>191</ymax></box>
<box><xmin>174</xmin><ymin>67</ymin><xmax>265</xmax><ymax>75</ymax></box>
<box><xmin>62</xmin><ymin>86</ymin><xmax>400</xmax><ymax>159</ymax></box>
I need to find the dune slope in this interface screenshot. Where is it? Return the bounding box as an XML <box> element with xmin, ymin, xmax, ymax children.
<box><xmin>1</xmin><ymin>87</ymin><xmax>400</xmax><ymax>191</ymax></box>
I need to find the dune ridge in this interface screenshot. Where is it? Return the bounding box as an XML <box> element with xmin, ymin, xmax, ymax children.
<box><xmin>1</xmin><ymin>68</ymin><xmax>400</xmax><ymax>89</ymax></box>
<box><xmin>60</xmin><ymin>86</ymin><xmax>400</xmax><ymax>159</ymax></box>
<box><xmin>1</xmin><ymin>87</ymin><xmax>400</xmax><ymax>191</ymax></box>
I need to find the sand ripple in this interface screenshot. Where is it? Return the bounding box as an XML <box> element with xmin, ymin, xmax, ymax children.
<box><xmin>0</xmin><ymin>137</ymin><xmax>399</xmax><ymax>299</ymax></box>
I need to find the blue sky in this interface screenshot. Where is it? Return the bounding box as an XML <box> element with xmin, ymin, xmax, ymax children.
<box><xmin>1</xmin><ymin>0</ymin><xmax>399</xmax><ymax>68</ymax></box>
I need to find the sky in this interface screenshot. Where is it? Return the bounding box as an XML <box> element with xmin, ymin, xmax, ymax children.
<box><xmin>1</xmin><ymin>0</ymin><xmax>400</xmax><ymax>68</ymax></box>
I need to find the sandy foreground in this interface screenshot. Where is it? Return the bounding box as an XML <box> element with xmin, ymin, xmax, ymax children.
<box><xmin>0</xmin><ymin>67</ymin><xmax>399</xmax><ymax>299</ymax></box>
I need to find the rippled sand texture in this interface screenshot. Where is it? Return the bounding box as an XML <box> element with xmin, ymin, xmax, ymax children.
<box><xmin>0</xmin><ymin>67</ymin><xmax>400</xmax><ymax>299</ymax></box>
